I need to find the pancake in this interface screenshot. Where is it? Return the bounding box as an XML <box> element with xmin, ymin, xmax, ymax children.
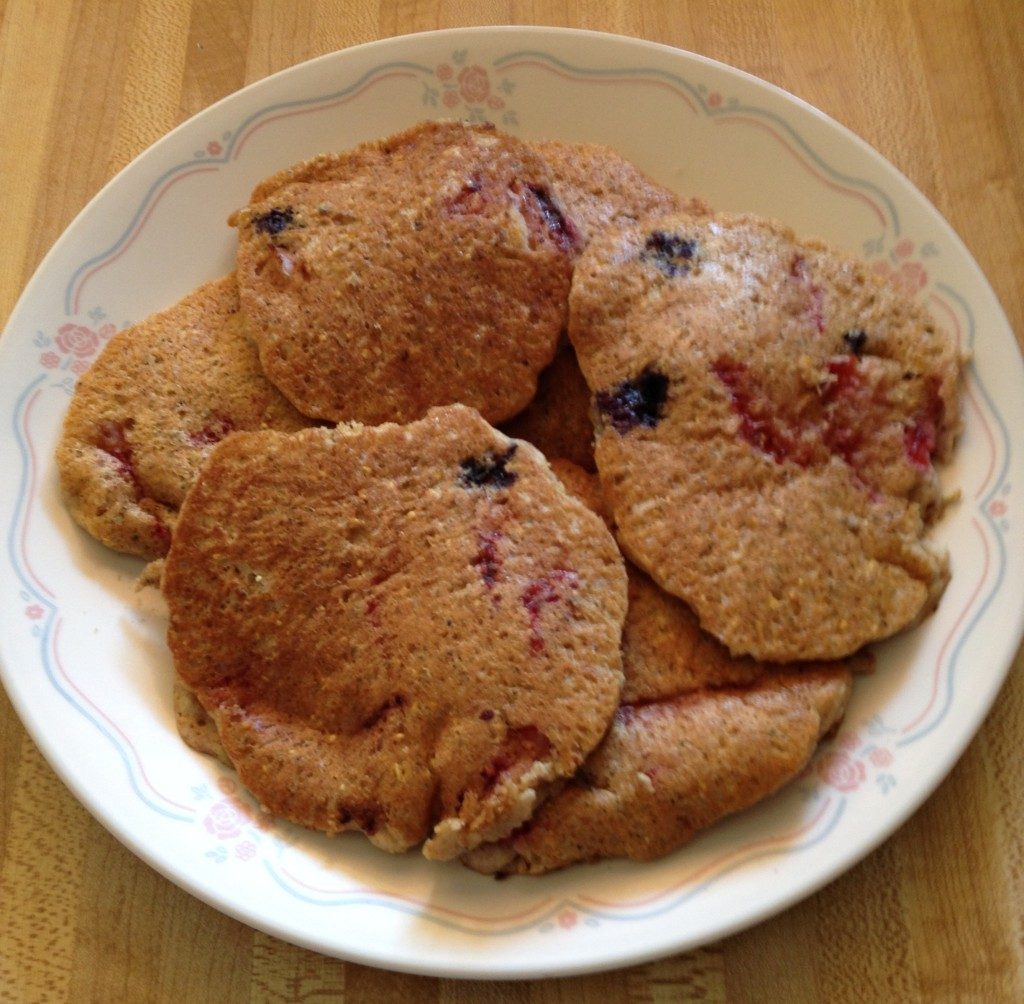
<box><xmin>56</xmin><ymin>275</ymin><xmax>312</xmax><ymax>558</ymax></box>
<box><xmin>501</xmin><ymin>342</ymin><xmax>596</xmax><ymax>470</ymax></box>
<box><xmin>569</xmin><ymin>212</ymin><xmax>962</xmax><ymax>661</ymax></box>
<box><xmin>231</xmin><ymin>120</ymin><xmax>580</xmax><ymax>425</ymax></box>
<box><xmin>529</xmin><ymin>139</ymin><xmax>711</xmax><ymax>244</ymax></box>
<box><xmin>162</xmin><ymin>405</ymin><xmax>628</xmax><ymax>860</ymax></box>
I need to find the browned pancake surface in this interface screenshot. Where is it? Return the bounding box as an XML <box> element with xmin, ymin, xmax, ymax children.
<box><xmin>57</xmin><ymin>275</ymin><xmax>312</xmax><ymax>558</ymax></box>
<box><xmin>464</xmin><ymin>463</ymin><xmax>855</xmax><ymax>875</ymax></box>
<box><xmin>232</xmin><ymin>121</ymin><xmax>580</xmax><ymax>425</ymax></box>
<box><xmin>530</xmin><ymin>139</ymin><xmax>710</xmax><ymax>243</ymax></box>
<box><xmin>569</xmin><ymin>212</ymin><xmax>962</xmax><ymax>661</ymax></box>
<box><xmin>163</xmin><ymin>406</ymin><xmax>627</xmax><ymax>860</ymax></box>
<box><xmin>501</xmin><ymin>342</ymin><xmax>596</xmax><ymax>470</ymax></box>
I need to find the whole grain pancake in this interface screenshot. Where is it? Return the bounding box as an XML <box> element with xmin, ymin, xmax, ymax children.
<box><xmin>173</xmin><ymin>679</ymin><xmax>229</xmax><ymax>765</ymax></box>
<box><xmin>162</xmin><ymin>405</ymin><xmax>627</xmax><ymax>860</ymax></box>
<box><xmin>56</xmin><ymin>275</ymin><xmax>312</xmax><ymax>559</ymax></box>
<box><xmin>231</xmin><ymin>120</ymin><xmax>580</xmax><ymax>425</ymax></box>
<box><xmin>569</xmin><ymin>212</ymin><xmax>963</xmax><ymax>662</ymax></box>
<box><xmin>463</xmin><ymin>462</ymin><xmax>855</xmax><ymax>875</ymax></box>
<box><xmin>465</xmin><ymin>671</ymin><xmax>851</xmax><ymax>874</ymax></box>
<box><xmin>547</xmin><ymin>461</ymin><xmax>794</xmax><ymax>701</ymax></box>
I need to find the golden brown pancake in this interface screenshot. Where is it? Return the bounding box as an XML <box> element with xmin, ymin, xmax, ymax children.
<box><xmin>529</xmin><ymin>138</ymin><xmax>711</xmax><ymax>244</ymax></box>
<box><xmin>56</xmin><ymin>275</ymin><xmax>312</xmax><ymax>558</ymax></box>
<box><xmin>231</xmin><ymin>121</ymin><xmax>580</xmax><ymax>425</ymax></box>
<box><xmin>501</xmin><ymin>342</ymin><xmax>596</xmax><ymax>471</ymax></box>
<box><xmin>570</xmin><ymin>212</ymin><xmax>962</xmax><ymax>661</ymax></box>
<box><xmin>162</xmin><ymin>406</ymin><xmax>627</xmax><ymax>861</ymax></box>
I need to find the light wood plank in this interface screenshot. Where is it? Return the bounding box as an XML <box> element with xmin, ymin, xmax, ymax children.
<box><xmin>179</xmin><ymin>0</ymin><xmax>254</xmax><ymax>119</ymax></box>
<box><xmin>249</xmin><ymin>932</ymin><xmax>347</xmax><ymax>1003</ymax></box>
<box><xmin>108</xmin><ymin>0</ymin><xmax>193</xmax><ymax>173</ymax></box>
<box><xmin>18</xmin><ymin>0</ymin><xmax>140</xmax><ymax>282</ymax></box>
<box><xmin>0</xmin><ymin>0</ymin><xmax>76</xmax><ymax>315</ymax></box>
<box><xmin>0</xmin><ymin>740</ymin><xmax>92</xmax><ymax>1003</ymax></box>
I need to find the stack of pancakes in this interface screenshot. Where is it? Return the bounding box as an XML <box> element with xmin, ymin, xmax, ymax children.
<box><xmin>57</xmin><ymin>120</ymin><xmax>962</xmax><ymax>874</ymax></box>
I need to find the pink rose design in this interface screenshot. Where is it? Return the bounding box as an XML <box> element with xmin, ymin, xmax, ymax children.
<box><xmin>869</xmin><ymin>747</ymin><xmax>893</xmax><ymax>768</ymax></box>
<box><xmin>41</xmin><ymin>351</ymin><xmax>60</xmax><ymax>369</ymax></box>
<box><xmin>458</xmin><ymin>65</ymin><xmax>490</xmax><ymax>105</ymax></box>
<box><xmin>817</xmin><ymin>751</ymin><xmax>867</xmax><ymax>792</ymax></box>
<box><xmin>25</xmin><ymin>604</ymin><xmax>45</xmax><ymax>619</ymax></box>
<box><xmin>894</xmin><ymin>238</ymin><xmax>915</xmax><ymax>258</ymax></box>
<box><xmin>556</xmin><ymin>909</ymin><xmax>578</xmax><ymax>929</ymax></box>
<box><xmin>892</xmin><ymin>261</ymin><xmax>928</xmax><ymax>295</ymax></box>
<box><xmin>235</xmin><ymin>840</ymin><xmax>257</xmax><ymax>861</ymax></box>
<box><xmin>99</xmin><ymin>322</ymin><xmax>116</xmax><ymax>340</ymax></box>
<box><xmin>990</xmin><ymin>499</ymin><xmax>1008</xmax><ymax>517</ymax></box>
<box><xmin>487</xmin><ymin>95</ymin><xmax>505</xmax><ymax>111</ymax></box>
<box><xmin>436</xmin><ymin>63</ymin><xmax>453</xmax><ymax>81</ymax></box>
<box><xmin>442</xmin><ymin>90</ymin><xmax>460</xmax><ymax>109</ymax></box>
<box><xmin>708</xmin><ymin>92</ymin><xmax>723</xmax><ymax>108</ymax></box>
<box><xmin>206</xmin><ymin>140</ymin><xmax>223</xmax><ymax>156</ymax></box>
<box><xmin>70</xmin><ymin>359</ymin><xmax>90</xmax><ymax>375</ymax></box>
<box><xmin>221</xmin><ymin>794</ymin><xmax>270</xmax><ymax>829</ymax></box>
<box><xmin>203</xmin><ymin>799</ymin><xmax>244</xmax><ymax>839</ymax></box>
<box><xmin>55</xmin><ymin>323</ymin><xmax>99</xmax><ymax>358</ymax></box>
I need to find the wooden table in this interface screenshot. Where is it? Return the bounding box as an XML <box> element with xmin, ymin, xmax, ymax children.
<box><xmin>1</xmin><ymin>2</ymin><xmax>1021</xmax><ymax>1000</ymax></box>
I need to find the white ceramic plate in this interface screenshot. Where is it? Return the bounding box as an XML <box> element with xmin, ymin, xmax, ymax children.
<box><xmin>1</xmin><ymin>26</ymin><xmax>1021</xmax><ymax>980</ymax></box>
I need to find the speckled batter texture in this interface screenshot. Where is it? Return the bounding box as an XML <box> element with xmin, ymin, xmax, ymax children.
<box><xmin>231</xmin><ymin>120</ymin><xmax>581</xmax><ymax>425</ymax></box>
<box><xmin>162</xmin><ymin>405</ymin><xmax>627</xmax><ymax>860</ymax></box>
<box><xmin>174</xmin><ymin>679</ymin><xmax>229</xmax><ymax>765</ymax></box>
<box><xmin>465</xmin><ymin>671</ymin><xmax>851</xmax><ymax>874</ymax></box>
<box><xmin>569</xmin><ymin>212</ymin><xmax>963</xmax><ymax>661</ymax></box>
<box><xmin>57</xmin><ymin>275</ymin><xmax>312</xmax><ymax>558</ymax></box>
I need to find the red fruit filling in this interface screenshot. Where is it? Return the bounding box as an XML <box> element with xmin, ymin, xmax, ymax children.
<box><xmin>521</xmin><ymin>569</ymin><xmax>579</xmax><ymax>654</ymax></box>
<box><xmin>95</xmin><ymin>419</ymin><xmax>143</xmax><ymax>497</ymax></box>
<box><xmin>711</xmin><ymin>358</ymin><xmax>809</xmax><ymax>465</ymax></box>
<box><xmin>904</xmin><ymin>376</ymin><xmax>944</xmax><ymax>470</ymax></box>
<box><xmin>713</xmin><ymin>352</ymin><xmax>940</xmax><ymax>480</ymax></box>
<box><xmin>516</xmin><ymin>183</ymin><xmax>580</xmax><ymax>254</ymax></box>
<box><xmin>151</xmin><ymin>520</ymin><xmax>172</xmax><ymax>550</ymax></box>
<box><xmin>444</xmin><ymin>174</ymin><xmax>579</xmax><ymax>254</ymax></box>
<box><xmin>472</xmin><ymin>528</ymin><xmax>504</xmax><ymax>589</ymax></box>
<box><xmin>188</xmin><ymin>415</ymin><xmax>236</xmax><ymax>447</ymax></box>
<box><xmin>445</xmin><ymin>173</ymin><xmax>500</xmax><ymax>215</ymax></box>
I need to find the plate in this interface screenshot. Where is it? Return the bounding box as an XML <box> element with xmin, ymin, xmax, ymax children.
<box><xmin>1</xmin><ymin>26</ymin><xmax>1022</xmax><ymax>980</ymax></box>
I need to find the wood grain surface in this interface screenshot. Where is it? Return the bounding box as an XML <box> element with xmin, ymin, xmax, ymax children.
<box><xmin>1</xmin><ymin>2</ymin><xmax>1022</xmax><ymax>1000</ymax></box>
